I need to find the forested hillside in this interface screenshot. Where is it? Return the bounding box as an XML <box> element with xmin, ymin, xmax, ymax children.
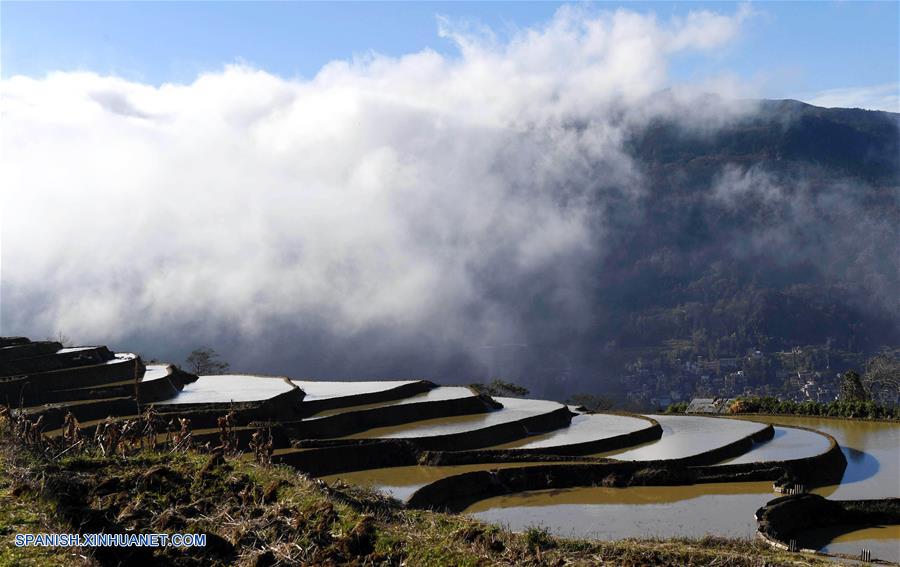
<box><xmin>523</xmin><ymin>100</ymin><xmax>900</xmax><ymax>399</ymax></box>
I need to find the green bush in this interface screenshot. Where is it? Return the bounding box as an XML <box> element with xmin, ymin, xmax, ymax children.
<box><xmin>728</xmin><ymin>396</ymin><xmax>897</xmax><ymax>419</ymax></box>
<box><xmin>664</xmin><ymin>401</ymin><xmax>689</xmax><ymax>414</ymax></box>
<box><xmin>523</xmin><ymin>526</ymin><xmax>555</xmax><ymax>551</ymax></box>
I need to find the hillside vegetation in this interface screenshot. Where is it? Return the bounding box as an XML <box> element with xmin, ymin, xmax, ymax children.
<box><xmin>520</xmin><ymin>101</ymin><xmax>900</xmax><ymax>401</ymax></box>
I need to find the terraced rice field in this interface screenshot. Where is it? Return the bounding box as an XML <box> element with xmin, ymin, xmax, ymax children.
<box><xmin>465</xmin><ymin>482</ymin><xmax>774</xmax><ymax>540</ymax></box>
<box><xmin>321</xmin><ymin>461</ymin><xmax>583</xmax><ymax>501</ymax></box>
<box><xmin>5</xmin><ymin>336</ymin><xmax>897</xmax><ymax>563</ymax></box>
<box><xmin>349</xmin><ymin>397</ymin><xmax>564</xmax><ymax>439</ymax></box>
<box><xmin>292</xmin><ymin>380</ymin><xmax>419</xmax><ymax>400</ymax></box>
<box><xmin>307</xmin><ymin>386</ymin><xmax>476</xmax><ymax>418</ymax></box>
<box><xmin>157</xmin><ymin>374</ymin><xmax>295</xmax><ymax>404</ymax></box>
<box><xmin>718</xmin><ymin>426</ymin><xmax>832</xmax><ymax>465</ymax></box>
<box><xmin>597</xmin><ymin>414</ymin><xmax>768</xmax><ymax>461</ymax></box>
<box><xmin>492</xmin><ymin>412</ymin><xmax>651</xmax><ymax>450</ymax></box>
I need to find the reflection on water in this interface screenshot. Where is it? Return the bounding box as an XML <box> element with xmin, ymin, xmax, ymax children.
<box><xmin>309</xmin><ymin>386</ymin><xmax>476</xmax><ymax>418</ymax></box>
<box><xmin>846</xmin><ymin>446</ymin><xmax>868</xmax><ymax>463</ymax></box>
<box><xmin>331</xmin><ymin>414</ymin><xmax>898</xmax><ymax>549</ymax></box>
<box><xmin>717</xmin><ymin>426</ymin><xmax>832</xmax><ymax>465</ymax></box>
<box><xmin>294</xmin><ymin>380</ymin><xmax>417</xmax><ymax>400</ymax></box>
<box><xmin>797</xmin><ymin>524</ymin><xmax>900</xmax><ymax>563</ymax></box>
<box><xmin>491</xmin><ymin>412</ymin><xmax>650</xmax><ymax>450</ymax></box>
<box><xmin>466</xmin><ymin>417</ymin><xmax>898</xmax><ymax>546</ymax></box>
<box><xmin>838</xmin><ymin>446</ymin><xmax>881</xmax><ymax>487</ymax></box>
<box><xmin>736</xmin><ymin>416</ymin><xmax>899</xmax><ymax>499</ymax></box>
<box><xmin>465</xmin><ymin>482</ymin><xmax>773</xmax><ymax>540</ymax></box>
<box><xmin>595</xmin><ymin>415</ymin><xmax>768</xmax><ymax>461</ymax></box>
<box><xmin>323</xmin><ymin>462</ymin><xmax>581</xmax><ymax>501</ymax></box>
<box><xmin>349</xmin><ymin>397</ymin><xmax>563</xmax><ymax>439</ymax></box>
<box><xmin>158</xmin><ymin>374</ymin><xmax>295</xmax><ymax>404</ymax></box>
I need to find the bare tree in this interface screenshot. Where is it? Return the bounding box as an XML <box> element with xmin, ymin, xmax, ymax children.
<box><xmin>46</xmin><ymin>331</ymin><xmax>72</xmax><ymax>347</ymax></box>
<box><xmin>864</xmin><ymin>353</ymin><xmax>900</xmax><ymax>406</ymax></box>
<box><xmin>839</xmin><ymin>370</ymin><xmax>869</xmax><ymax>402</ymax></box>
<box><xmin>185</xmin><ymin>347</ymin><xmax>230</xmax><ymax>375</ymax></box>
<box><xmin>469</xmin><ymin>379</ymin><xmax>529</xmax><ymax>397</ymax></box>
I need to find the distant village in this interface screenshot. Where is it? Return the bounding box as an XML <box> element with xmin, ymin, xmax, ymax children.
<box><xmin>619</xmin><ymin>346</ymin><xmax>851</xmax><ymax>411</ymax></box>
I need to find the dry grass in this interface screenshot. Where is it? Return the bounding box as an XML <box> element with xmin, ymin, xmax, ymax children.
<box><xmin>0</xmin><ymin>407</ymin><xmax>841</xmax><ymax>566</ymax></box>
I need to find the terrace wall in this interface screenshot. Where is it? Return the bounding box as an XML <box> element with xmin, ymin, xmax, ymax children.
<box><xmin>0</xmin><ymin>346</ymin><xmax>115</xmax><ymax>376</ymax></box>
<box><xmin>0</xmin><ymin>341</ymin><xmax>62</xmax><ymax>362</ymax></box>
<box><xmin>282</xmin><ymin>393</ymin><xmax>501</xmax><ymax>440</ymax></box>
<box><xmin>406</xmin><ymin>424</ymin><xmax>851</xmax><ymax>512</ymax></box>
<box><xmin>297</xmin><ymin>380</ymin><xmax>437</xmax><ymax>417</ymax></box>
<box><xmin>756</xmin><ymin>493</ymin><xmax>900</xmax><ymax>548</ymax></box>
<box><xmin>422</xmin><ymin>414</ymin><xmax>662</xmax><ymax>465</ymax></box>
<box><xmin>0</xmin><ymin>356</ymin><xmax>145</xmax><ymax>406</ymax></box>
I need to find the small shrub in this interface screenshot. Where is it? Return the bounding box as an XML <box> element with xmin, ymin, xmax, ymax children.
<box><xmin>523</xmin><ymin>525</ymin><xmax>555</xmax><ymax>551</ymax></box>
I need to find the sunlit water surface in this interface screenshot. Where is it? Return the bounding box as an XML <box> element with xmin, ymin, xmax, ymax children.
<box><xmin>466</xmin><ymin>417</ymin><xmax>899</xmax><ymax>555</ymax></box>
<box><xmin>492</xmin><ymin>412</ymin><xmax>652</xmax><ymax>449</ymax></box>
<box><xmin>596</xmin><ymin>415</ymin><xmax>768</xmax><ymax>461</ymax></box>
<box><xmin>157</xmin><ymin>374</ymin><xmax>295</xmax><ymax>404</ymax></box>
<box><xmin>349</xmin><ymin>397</ymin><xmax>564</xmax><ymax>439</ymax></box>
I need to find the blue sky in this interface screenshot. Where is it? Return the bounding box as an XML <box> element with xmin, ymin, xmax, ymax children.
<box><xmin>2</xmin><ymin>1</ymin><xmax>898</xmax><ymax>109</ymax></box>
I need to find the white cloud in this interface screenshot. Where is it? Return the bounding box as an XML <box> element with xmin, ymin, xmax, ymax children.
<box><xmin>0</xmin><ymin>6</ymin><xmax>751</xmax><ymax>362</ymax></box>
<box><xmin>802</xmin><ymin>82</ymin><xmax>900</xmax><ymax>113</ymax></box>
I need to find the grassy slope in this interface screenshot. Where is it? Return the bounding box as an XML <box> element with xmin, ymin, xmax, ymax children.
<box><xmin>0</xmin><ymin>451</ymin><xmax>92</xmax><ymax>567</ymax></box>
<box><xmin>0</xmin><ymin>445</ymin><xmax>841</xmax><ymax>567</ymax></box>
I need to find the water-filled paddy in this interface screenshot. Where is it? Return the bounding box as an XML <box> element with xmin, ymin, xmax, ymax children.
<box><xmin>293</xmin><ymin>380</ymin><xmax>418</xmax><ymax>400</ymax></box>
<box><xmin>597</xmin><ymin>414</ymin><xmax>768</xmax><ymax>461</ymax></box>
<box><xmin>717</xmin><ymin>425</ymin><xmax>832</xmax><ymax>465</ymax></box>
<box><xmin>491</xmin><ymin>412</ymin><xmax>651</xmax><ymax>450</ymax></box>
<box><xmin>465</xmin><ymin>416</ymin><xmax>899</xmax><ymax>552</ymax></box>
<box><xmin>349</xmin><ymin>397</ymin><xmax>563</xmax><ymax>439</ymax></box>
<box><xmin>55</xmin><ymin>347</ymin><xmax>97</xmax><ymax>354</ymax></box>
<box><xmin>736</xmin><ymin>416</ymin><xmax>900</xmax><ymax>499</ymax></box>
<box><xmin>142</xmin><ymin>364</ymin><xmax>172</xmax><ymax>382</ymax></box>
<box><xmin>322</xmin><ymin>461</ymin><xmax>582</xmax><ymax>501</ymax></box>
<box><xmin>158</xmin><ymin>374</ymin><xmax>295</xmax><ymax>404</ymax></box>
<box><xmin>797</xmin><ymin>524</ymin><xmax>900</xmax><ymax>563</ymax></box>
<box><xmin>55</xmin><ymin>363</ymin><xmax>172</xmax><ymax>390</ymax></box>
<box><xmin>466</xmin><ymin>482</ymin><xmax>773</xmax><ymax>540</ymax></box>
<box><xmin>308</xmin><ymin>386</ymin><xmax>476</xmax><ymax>418</ymax></box>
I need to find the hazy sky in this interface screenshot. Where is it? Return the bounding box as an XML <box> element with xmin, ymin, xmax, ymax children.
<box><xmin>2</xmin><ymin>1</ymin><xmax>898</xmax><ymax>111</ymax></box>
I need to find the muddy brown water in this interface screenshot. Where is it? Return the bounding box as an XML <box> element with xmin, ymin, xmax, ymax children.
<box><xmin>323</xmin><ymin>414</ymin><xmax>770</xmax><ymax>505</ymax></box>
<box><xmin>800</xmin><ymin>524</ymin><xmax>900</xmax><ymax>563</ymax></box>
<box><xmin>463</xmin><ymin>417</ymin><xmax>899</xmax><ymax>561</ymax></box>
<box><xmin>466</xmin><ymin>482</ymin><xmax>773</xmax><ymax>540</ymax></box>
<box><xmin>323</xmin><ymin>411</ymin><xmax>658</xmax><ymax>499</ymax></box>
<box><xmin>735</xmin><ymin>415</ymin><xmax>900</xmax><ymax>500</ymax></box>
<box><xmin>321</xmin><ymin>461</ymin><xmax>584</xmax><ymax>501</ymax></box>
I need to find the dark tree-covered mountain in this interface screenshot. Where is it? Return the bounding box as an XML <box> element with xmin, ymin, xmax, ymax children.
<box><xmin>509</xmin><ymin>100</ymin><xmax>900</xmax><ymax>398</ymax></box>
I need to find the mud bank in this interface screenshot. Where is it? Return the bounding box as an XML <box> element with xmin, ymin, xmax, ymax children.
<box><xmin>274</xmin><ymin>405</ymin><xmax>580</xmax><ymax>476</ymax></box>
<box><xmin>422</xmin><ymin>414</ymin><xmax>662</xmax><ymax>465</ymax></box>
<box><xmin>0</xmin><ymin>346</ymin><xmax>115</xmax><ymax>376</ymax></box>
<box><xmin>295</xmin><ymin>380</ymin><xmax>437</xmax><ymax>417</ymax></box>
<box><xmin>0</xmin><ymin>355</ymin><xmax>145</xmax><ymax>406</ymax></box>
<box><xmin>756</xmin><ymin>493</ymin><xmax>900</xmax><ymax>553</ymax></box>
<box><xmin>406</xmin><ymin>424</ymin><xmax>850</xmax><ymax>512</ymax></box>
